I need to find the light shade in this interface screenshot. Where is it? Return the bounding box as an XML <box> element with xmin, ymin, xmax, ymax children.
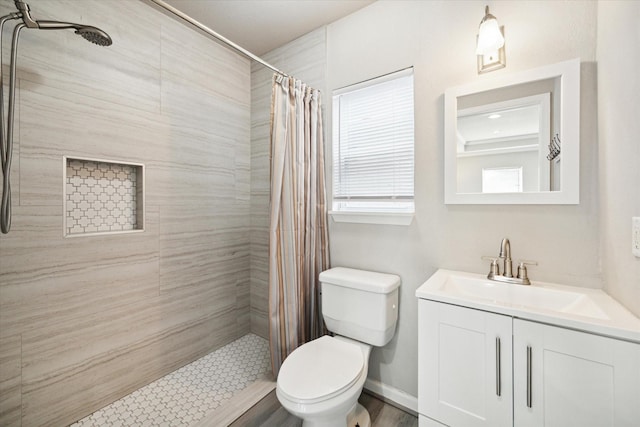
<box><xmin>476</xmin><ymin>6</ymin><xmax>506</xmax><ymax>74</ymax></box>
<box><xmin>476</xmin><ymin>16</ymin><xmax>504</xmax><ymax>55</ymax></box>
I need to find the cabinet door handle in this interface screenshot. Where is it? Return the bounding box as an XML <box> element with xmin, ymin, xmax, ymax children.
<box><xmin>495</xmin><ymin>337</ymin><xmax>501</xmax><ymax>397</ymax></box>
<box><xmin>526</xmin><ymin>345</ymin><xmax>532</xmax><ymax>408</ymax></box>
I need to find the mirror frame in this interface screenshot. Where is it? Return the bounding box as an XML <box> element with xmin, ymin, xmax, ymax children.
<box><xmin>444</xmin><ymin>58</ymin><xmax>580</xmax><ymax>204</ymax></box>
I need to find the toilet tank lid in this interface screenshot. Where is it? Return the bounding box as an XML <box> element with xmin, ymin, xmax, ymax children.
<box><xmin>319</xmin><ymin>267</ymin><xmax>400</xmax><ymax>294</ymax></box>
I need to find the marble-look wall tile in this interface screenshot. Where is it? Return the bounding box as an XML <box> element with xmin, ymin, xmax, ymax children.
<box><xmin>0</xmin><ymin>335</ymin><xmax>21</xmax><ymax>426</ymax></box>
<box><xmin>249</xmin><ymin>28</ymin><xmax>327</xmax><ymax>339</ymax></box>
<box><xmin>0</xmin><ymin>206</ymin><xmax>160</xmax><ymax>339</ymax></box>
<box><xmin>236</xmin><ymin>277</ymin><xmax>251</xmax><ymax>336</ymax></box>
<box><xmin>0</xmin><ymin>0</ymin><xmax>251</xmax><ymax>425</ymax></box>
<box><xmin>160</xmin><ymin>21</ymin><xmax>250</xmax><ymax>107</ymax></box>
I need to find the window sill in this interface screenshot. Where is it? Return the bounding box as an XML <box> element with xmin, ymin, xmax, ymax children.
<box><xmin>329</xmin><ymin>211</ymin><xmax>414</xmax><ymax>226</ymax></box>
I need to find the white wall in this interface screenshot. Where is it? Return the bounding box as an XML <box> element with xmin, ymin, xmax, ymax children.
<box><xmin>597</xmin><ymin>1</ymin><xmax>640</xmax><ymax>317</ymax></box>
<box><xmin>326</xmin><ymin>0</ymin><xmax>599</xmax><ymax>399</ymax></box>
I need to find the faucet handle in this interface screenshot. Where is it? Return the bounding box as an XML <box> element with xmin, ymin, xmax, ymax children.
<box><xmin>518</xmin><ymin>259</ymin><xmax>538</xmax><ymax>267</ymax></box>
<box><xmin>516</xmin><ymin>260</ymin><xmax>538</xmax><ymax>283</ymax></box>
<box><xmin>482</xmin><ymin>256</ymin><xmax>500</xmax><ymax>277</ymax></box>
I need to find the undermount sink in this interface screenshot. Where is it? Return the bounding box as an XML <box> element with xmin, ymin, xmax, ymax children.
<box><xmin>441</xmin><ymin>274</ymin><xmax>609</xmax><ymax>320</ymax></box>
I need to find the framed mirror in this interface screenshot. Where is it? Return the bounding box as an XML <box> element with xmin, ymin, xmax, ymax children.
<box><xmin>444</xmin><ymin>58</ymin><xmax>580</xmax><ymax>204</ymax></box>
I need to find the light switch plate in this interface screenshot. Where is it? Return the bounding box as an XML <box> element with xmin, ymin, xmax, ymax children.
<box><xmin>633</xmin><ymin>217</ymin><xmax>640</xmax><ymax>258</ymax></box>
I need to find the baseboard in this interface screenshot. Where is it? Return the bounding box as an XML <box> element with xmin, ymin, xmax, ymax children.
<box><xmin>364</xmin><ymin>378</ymin><xmax>418</xmax><ymax>415</ymax></box>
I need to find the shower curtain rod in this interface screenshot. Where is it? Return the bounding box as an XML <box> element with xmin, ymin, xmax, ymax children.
<box><xmin>147</xmin><ymin>0</ymin><xmax>287</xmax><ymax>77</ymax></box>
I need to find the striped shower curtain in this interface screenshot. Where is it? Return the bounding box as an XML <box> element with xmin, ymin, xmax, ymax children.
<box><xmin>268</xmin><ymin>75</ymin><xmax>329</xmax><ymax>376</ymax></box>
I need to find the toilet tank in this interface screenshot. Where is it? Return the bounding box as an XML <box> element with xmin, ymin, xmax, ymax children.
<box><xmin>319</xmin><ymin>267</ymin><xmax>400</xmax><ymax>347</ymax></box>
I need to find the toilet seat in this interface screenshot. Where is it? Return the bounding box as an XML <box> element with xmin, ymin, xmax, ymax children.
<box><xmin>278</xmin><ymin>335</ymin><xmax>365</xmax><ymax>404</ymax></box>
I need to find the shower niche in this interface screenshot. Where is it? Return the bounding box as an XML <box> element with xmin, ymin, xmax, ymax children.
<box><xmin>64</xmin><ymin>157</ymin><xmax>144</xmax><ymax>237</ymax></box>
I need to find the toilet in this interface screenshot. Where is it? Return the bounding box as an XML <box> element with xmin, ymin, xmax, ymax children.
<box><xmin>276</xmin><ymin>267</ymin><xmax>401</xmax><ymax>427</ymax></box>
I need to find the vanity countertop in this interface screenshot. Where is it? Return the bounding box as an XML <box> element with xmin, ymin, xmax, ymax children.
<box><xmin>416</xmin><ymin>269</ymin><xmax>640</xmax><ymax>343</ymax></box>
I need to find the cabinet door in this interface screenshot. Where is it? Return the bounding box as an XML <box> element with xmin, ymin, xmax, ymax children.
<box><xmin>419</xmin><ymin>300</ymin><xmax>513</xmax><ymax>427</ymax></box>
<box><xmin>514</xmin><ymin>319</ymin><xmax>640</xmax><ymax>427</ymax></box>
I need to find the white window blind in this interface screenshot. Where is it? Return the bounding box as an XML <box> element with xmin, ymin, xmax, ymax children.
<box><xmin>332</xmin><ymin>68</ymin><xmax>414</xmax><ymax>213</ymax></box>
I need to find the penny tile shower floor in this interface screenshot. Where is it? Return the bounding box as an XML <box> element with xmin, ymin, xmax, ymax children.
<box><xmin>71</xmin><ymin>334</ymin><xmax>271</xmax><ymax>427</ymax></box>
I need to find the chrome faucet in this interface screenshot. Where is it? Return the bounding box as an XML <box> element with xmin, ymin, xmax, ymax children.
<box><xmin>483</xmin><ymin>238</ymin><xmax>537</xmax><ymax>285</ymax></box>
<box><xmin>499</xmin><ymin>237</ymin><xmax>513</xmax><ymax>278</ymax></box>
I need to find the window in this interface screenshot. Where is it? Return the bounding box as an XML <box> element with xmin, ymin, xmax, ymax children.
<box><xmin>332</xmin><ymin>68</ymin><xmax>414</xmax><ymax>219</ymax></box>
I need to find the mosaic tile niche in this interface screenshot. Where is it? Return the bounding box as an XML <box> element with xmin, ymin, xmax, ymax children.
<box><xmin>65</xmin><ymin>158</ymin><xmax>144</xmax><ymax>236</ymax></box>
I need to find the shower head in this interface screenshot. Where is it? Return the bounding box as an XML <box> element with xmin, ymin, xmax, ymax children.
<box><xmin>13</xmin><ymin>2</ymin><xmax>112</xmax><ymax>46</ymax></box>
<box><xmin>22</xmin><ymin>20</ymin><xmax>113</xmax><ymax>46</ymax></box>
<box><xmin>75</xmin><ymin>26</ymin><xmax>112</xmax><ymax>47</ymax></box>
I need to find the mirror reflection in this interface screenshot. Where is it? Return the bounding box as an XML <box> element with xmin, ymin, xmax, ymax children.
<box><xmin>456</xmin><ymin>78</ymin><xmax>560</xmax><ymax>194</ymax></box>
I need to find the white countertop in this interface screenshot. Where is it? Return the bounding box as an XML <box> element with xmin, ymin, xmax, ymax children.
<box><xmin>416</xmin><ymin>269</ymin><xmax>640</xmax><ymax>343</ymax></box>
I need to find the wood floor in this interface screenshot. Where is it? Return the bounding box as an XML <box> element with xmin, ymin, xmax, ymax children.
<box><xmin>229</xmin><ymin>390</ymin><xmax>419</xmax><ymax>427</ymax></box>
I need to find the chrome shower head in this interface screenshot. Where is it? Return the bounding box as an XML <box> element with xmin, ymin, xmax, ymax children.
<box><xmin>24</xmin><ymin>20</ymin><xmax>112</xmax><ymax>47</ymax></box>
<box><xmin>13</xmin><ymin>2</ymin><xmax>112</xmax><ymax>46</ymax></box>
<box><xmin>75</xmin><ymin>26</ymin><xmax>112</xmax><ymax>47</ymax></box>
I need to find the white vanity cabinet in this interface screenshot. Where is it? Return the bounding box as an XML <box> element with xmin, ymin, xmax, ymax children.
<box><xmin>513</xmin><ymin>319</ymin><xmax>640</xmax><ymax>427</ymax></box>
<box><xmin>418</xmin><ymin>300</ymin><xmax>513</xmax><ymax>427</ymax></box>
<box><xmin>418</xmin><ymin>299</ymin><xmax>640</xmax><ymax>427</ymax></box>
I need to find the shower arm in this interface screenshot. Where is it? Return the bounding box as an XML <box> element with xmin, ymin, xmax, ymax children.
<box><xmin>29</xmin><ymin>20</ymin><xmax>84</xmax><ymax>30</ymax></box>
<box><xmin>14</xmin><ymin>1</ymin><xmax>81</xmax><ymax>30</ymax></box>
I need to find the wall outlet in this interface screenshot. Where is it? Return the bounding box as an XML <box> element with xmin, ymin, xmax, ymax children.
<box><xmin>633</xmin><ymin>217</ymin><xmax>640</xmax><ymax>258</ymax></box>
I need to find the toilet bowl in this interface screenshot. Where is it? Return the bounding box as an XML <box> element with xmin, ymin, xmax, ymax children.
<box><xmin>275</xmin><ymin>267</ymin><xmax>401</xmax><ymax>427</ymax></box>
<box><xmin>276</xmin><ymin>335</ymin><xmax>372</xmax><ymax>427</ymax></box>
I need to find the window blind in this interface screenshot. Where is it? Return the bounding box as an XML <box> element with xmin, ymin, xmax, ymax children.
<box><xmin>332</xmin><ymin>69</ymin><xmax>414</xmax><ymax>212</ymax></box>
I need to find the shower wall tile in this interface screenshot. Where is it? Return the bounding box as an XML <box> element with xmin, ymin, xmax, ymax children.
<box><xmin>0</xmin><ymin>0</ymin><xmax>252</xmax><ymax>425</ymax></box>
<box><xmin>160</xmin><ymin>21</ymin><xmax>251</xmax><ymax>107</ymax></box>
<box><xmin>157</xmin><ymin>206</ymin><xmax>250</xmax><ymax>336</ymax></box>
<box><xmin>160</xmin><ymin>78</ymin><xmax>250</xmax><ymax>133</ymax></box>
<box><xmin>0</xmin><ymin>335</ymin><xmax>21</xmax><ymax>427</ymax></box>
<box><xmin>235</xmin><ymin>133</ymin><xmax>252</xmax><ymax>202</ymax></box>
<box><xmin>237</xmin><ymin>278</ymin><xmax>251</xmax><ymax>336</ymax></box>
<box><xmin>249</xmin><ymin>27</ymin><xmax>328</xmax><ymax>339</ymax></box>
<box><xmin>159</xmin><ymin>227</ymin><xmax>250</xmax><ymax>297</ymax></box>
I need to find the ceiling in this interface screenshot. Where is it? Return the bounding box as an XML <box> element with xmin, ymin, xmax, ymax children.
<box><xmin>162</xmin><ymin>0</ymin><xmax>375</xmax><ymax>56</ymax></box>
